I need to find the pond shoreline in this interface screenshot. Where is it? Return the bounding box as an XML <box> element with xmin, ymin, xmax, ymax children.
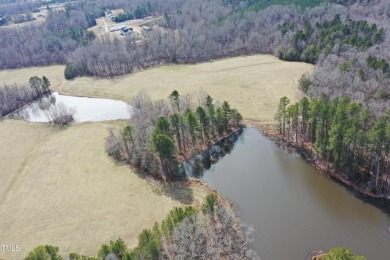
<box><xmin>165</xmin><ymin>127</ymin><xmax>254</xmax><ymax>257</ymax></box>
<box><xmin>183</xmin><ymin>178</ymin><xmax>246</xmax><ymax>238</ymax></box>
<box><xmin>2</xmin><ymin>92</ymin><xmax>52</xmax><ymax>120</ymax></box>
<box><xmin>8</xmin><ymin>92</ymin><xmax>132</xmax><ymax>123</ymax></box>
<box><xmin>246</xmin><ymin>120</ymin><xmax>390</xmax><ymax>212</ymax></box>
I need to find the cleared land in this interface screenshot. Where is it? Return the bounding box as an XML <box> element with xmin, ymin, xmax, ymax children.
<box><xmin>0</xmin><ymin>55</ymin><xmax>313</xmax><ymax>121</ymax></box>
<box><xmin>1</xmin><ymin>3</ymin><xmax>65</xmax><ymax>29</ymax></box>
<box><xmin>89</xmin><ymin>14</ymin><xmax>162</xmax><ymax>39</ymax></box>
<box><xmin>0</xmin><ymin>120</ymin><xmax>205</xmax><ymax>259</ymax></box>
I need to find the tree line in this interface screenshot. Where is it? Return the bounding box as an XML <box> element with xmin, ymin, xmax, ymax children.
<box><xmin>106</xmin><ymin>90</ymin><xmax>242</xmax><ymax>181</ymax></box>
<box><xmin>276</xmin><ymin>94</ymin><xmax>390</xmax><ymax>194</ymax></box>
<box><xmin>25</xmin><ymin>194</ymin><xmax>254</xmax><ymax>260</ymax></box>
<box><xmin>0</xmin><ymin>76</ymin><xmax>51</xmax><ymax>117</ymax></box>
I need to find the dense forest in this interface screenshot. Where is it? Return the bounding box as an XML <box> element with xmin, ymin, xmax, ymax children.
<box><xmin>275</xmin><ymin>95</ymin><xmax>390</xmax><ymax>196</ymax></box>
<box><xmin>106</xmin><ymin>90</ymin><xmax>242</xmax><ymax>181</ymax></box>
<box><xmin>25</xmin><ymin>194</ymin><xmax>255</xmax><ymax>259</ymax></box>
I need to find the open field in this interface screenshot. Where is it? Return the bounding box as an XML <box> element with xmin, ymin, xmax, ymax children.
<box><xmin>0</xmin><ymin>65</ymin><xmax>65</xmax><ymax>89</ymax></box>
<box><xmin>0</xmin><ymin>120</ymin><xmax>205</xmax><ymax>258</ymax></box>
<box><xmin>1</xmin><ymin>55</ymin><xmax>313</xmax><ymax>121</ymax></box>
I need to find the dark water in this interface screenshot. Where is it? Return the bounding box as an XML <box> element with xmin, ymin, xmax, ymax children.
<box><xmin>10</xmin><ymin>92</ymin><xmax>132</xmax><ymax>122</ymax></box>
<box><xmin>202</xmin><ymin>128</ymin><xmax>390</xmax><ymax>260</ymax></box>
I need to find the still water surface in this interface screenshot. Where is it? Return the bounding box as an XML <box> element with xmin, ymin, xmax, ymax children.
<box><xmin>202</xmin><ymin>128</ymin><xmax>390</xmax><ymax>259</ymax></box>
<box><xmin>11</xmin><ymin>92</ymin><xmax>131</xmax><ymax>122</ymax></box>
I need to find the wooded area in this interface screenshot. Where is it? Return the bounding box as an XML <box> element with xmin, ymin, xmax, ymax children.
<box><xmin>106</xmin><ymin>90</ymin><xmax>242</xmax><ymax>181</ymax></box>
<box><xmin>276</xmin><ymin>95</ymin><xmax>390</xmax><ymax>195</ymax></box>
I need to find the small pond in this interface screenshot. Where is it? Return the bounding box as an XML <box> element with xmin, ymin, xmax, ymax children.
<box><xmin>10</xmin><ymin>92</ymin><xmax>132</xmax><ymax>123</ymax></box>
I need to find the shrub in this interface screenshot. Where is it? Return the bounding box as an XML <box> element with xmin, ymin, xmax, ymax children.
<box><xmin>98</xmin><ymin>239</ymin><xmax>128</xmax><ymax>260</ymax></box>
<box><xmin>64</xmin><ymin>63</ymin><xmax>78</xmax><ymax>80</ymax></box>
<box><xmin>298</xmin><ymin>74</ymin><xmax>312</xmax><ymax>92</ymax></box>
<box><xmin>376</xmin><ymin>90</ymin><xmax>390</xmax><ymax>100</ymax></box>
<box><xmin>202</xmin><ymin>193</ymin><xmax>218</xmax><ymax>214</ymax></box>
<box><xmin>323</xmin><ymin>247</ymin><xmax>366</xmax><ymax>260</ymax></box>
<box><xmin>283</xmin><ymin>48</ymin><xmax>300</xmax><ymax>61</ymax></box>
<box><xmin>25</xmin><ymin>245</ymin><xmax>61</xmax><ymax>260</ymax></box>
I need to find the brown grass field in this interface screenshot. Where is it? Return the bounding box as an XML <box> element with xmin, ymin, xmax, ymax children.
<box><xmin>0</xmin><ymin>55</ymin><xmax>312</xmax><ymax>258</ymax></box>
<box><xmin>0</xmin><ymin>65</ymin><xmax>65</xmax><ymax>89</ymax></box>
<box><xmin>0</xmin><ymin>120</ymin><xmax>205</xmax><ymax>258</ymax></box>
<box><xmin>1</xmin><ymin>55</ymin><xmax>313</xmax><ymax>122</ymax></box>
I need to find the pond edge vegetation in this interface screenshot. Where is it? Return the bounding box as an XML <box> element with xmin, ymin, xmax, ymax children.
<box><xmin>249</xmin><ymin>95</ymin><xmax>390</xmax><ymax>211</ymax></box>
<box><xmin>1</xmin><ymin>76</ymin><xmax>76</xmax><ymax>126</ymax></box>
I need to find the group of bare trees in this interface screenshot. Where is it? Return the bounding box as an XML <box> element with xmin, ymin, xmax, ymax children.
<box><xmin>0</xmin><ymin>2</ymin><xmax>96</xmax><ymax>69</ymax></box>
<box><xmin>0</xmin><ymin>76</ymin><xmax>51</xmax><ymax>117</ymax></box>
<box><xmin>47</xmin><ymin>102</ymin><xmax>75</xmax><ymax>126</ymax></box>
<box><xmin>0</xmin><ymin>0</ymin><xmax>162</xmax><ymax>69</ymax></box>
<box><xmin>161</xmin><ymin>195</ymin><xmax>256</xmax><ymax>259</ymax></box>
<box><xmin>0</xmin><ymin>0</ymin><xmax>41</xmax><ymax>17</ymax></box>
<box><xmin>307</xmin><ymin>44</ymin><xmax>390</xmax><ymax>115</ymax></box>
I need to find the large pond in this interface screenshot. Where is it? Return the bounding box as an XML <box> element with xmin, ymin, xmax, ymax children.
<box><xmin>10</xmin><ymin>92</ymin><xmax>132</xmax><ymax>122</ymax></box>
<box><xmin>201</xmin><ymin>128</ymin><xmax>390</xmax><ymax>259</ymax></box>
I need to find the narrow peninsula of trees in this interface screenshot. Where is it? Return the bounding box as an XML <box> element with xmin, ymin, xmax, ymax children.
<box><xmin>106</xmin><ymin>90</ymin><xmax>242</xmax><ymax>181</ymax></box>
<box><xmin>276</xmin><ymin>95</ymin><xmax>390</xmax><ymax>196</ymax></box>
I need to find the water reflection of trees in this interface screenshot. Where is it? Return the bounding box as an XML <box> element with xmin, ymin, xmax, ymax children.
<box><xmin>184</xmin><ymin>132</ymin><xmax>239</xmax><ymax>178</ymax></box>
<box><xmin>9</xmin><ymin>94</ymin><xmax>75</xmax><ymax>126</ymax></box>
